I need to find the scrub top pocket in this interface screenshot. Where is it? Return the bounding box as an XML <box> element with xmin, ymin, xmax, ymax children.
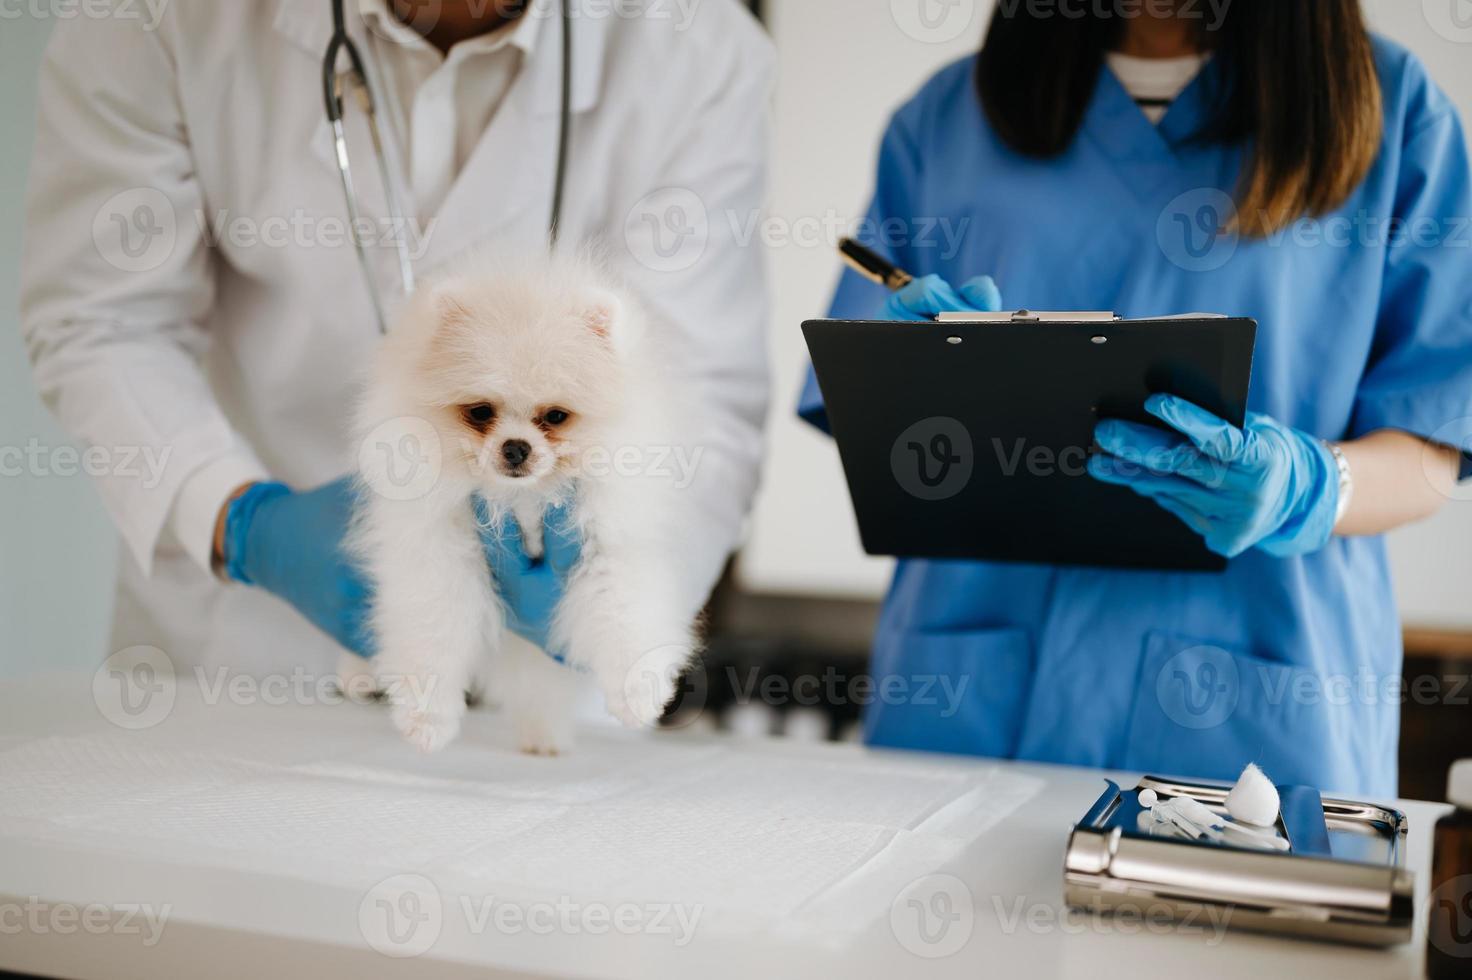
<box><xmin>1123</xmin><ymin>631</ymin><xmax>1371</xmax><ymax>794</ymax></box>
<box><xmin>864</xmin><ymin>624</ymin><xmax>1034</xmax><ymax>760</ymax></box>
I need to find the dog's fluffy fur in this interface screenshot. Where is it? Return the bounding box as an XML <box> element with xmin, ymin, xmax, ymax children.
<box><xmin>348</xmin><ymin>255</ymin><xmax>699</xmax><ymax>754</ymax></box>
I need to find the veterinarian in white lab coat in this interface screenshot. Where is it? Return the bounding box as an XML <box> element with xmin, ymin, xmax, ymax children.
<box><xmin>20</xmin><ymin>0</ymin><xmax>772</xmax><ymax>678</ymax></box>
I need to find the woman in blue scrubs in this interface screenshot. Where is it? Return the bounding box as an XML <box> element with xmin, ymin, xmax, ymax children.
<box><xmin>800</xmin><ymin>2</ymin><xmax>1472</xmax><ymax>797</ymax></box>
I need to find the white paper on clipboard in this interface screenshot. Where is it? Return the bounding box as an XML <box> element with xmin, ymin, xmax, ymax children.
<box><xmin>935</xmin><ymin>310</ymin><xmax>1228</xmax><ymax>323</ymax></box>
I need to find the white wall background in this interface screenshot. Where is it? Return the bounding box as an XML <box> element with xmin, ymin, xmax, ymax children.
<box><xmin>0</xmin><ymin>15</ymin><xmax>116</xmax><ymax>679</ymax></box>
<box><xmin>1</xmin><ymin>2</ymin><xmax>1469</xmax><ymax>681</ymax></box>
<box><xmin>739</xmin><ymin>0</ymin><xmax>1472</xmax><ymax>629</ymax></box>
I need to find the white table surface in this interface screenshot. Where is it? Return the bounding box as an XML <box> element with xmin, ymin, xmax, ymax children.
<box><xmin>0</xmin><ymin>671</ymin><xmax>1446</xmax><ymax>980</ymax></box>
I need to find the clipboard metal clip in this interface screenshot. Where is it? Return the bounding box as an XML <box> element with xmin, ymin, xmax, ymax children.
<box><xmin>936</xmin><ymin>309</ymin><xmax>1120</xmax><ymax>324</ymax></box>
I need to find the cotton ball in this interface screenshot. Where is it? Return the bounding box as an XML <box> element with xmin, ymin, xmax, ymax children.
<box><xmin>1138</xmin><ymin>788</ymin><xmax>1158</xmax><ymax>808</ymax></box>
<box><xmin>1225</xmin><ymin>763</ymin><xmax>1280</xmax><ymax>827</ymax></box>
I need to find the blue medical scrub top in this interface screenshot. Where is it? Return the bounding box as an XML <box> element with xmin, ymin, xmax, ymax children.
<box><xmin>798</xmin><ymin>38</ymin><xmax>1472</xmax><ymax>798</ymax></box>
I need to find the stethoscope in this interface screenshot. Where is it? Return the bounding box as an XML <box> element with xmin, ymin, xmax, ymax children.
<box><xmin>322</xmin><ymin>0</ymin><xmax>573</xmax><ymax>333</ymax></box>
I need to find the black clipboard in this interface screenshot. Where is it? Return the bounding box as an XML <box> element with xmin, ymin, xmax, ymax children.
<box><xmin>802</xmin><ymin>312</ymin><xmax>1257</xmax><ymax>572</ymax></box>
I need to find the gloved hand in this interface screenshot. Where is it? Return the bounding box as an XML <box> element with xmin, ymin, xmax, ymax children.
<box><xmin>474</xmin><ymin>499</ymin><xmax>583</xmax><ymax>656</ymax></box>
<box><xmin>880</xmin><ymin>273</ymin><xmax>1003</xmax><ymax>321</ymax></box>
<box><xmin>226</xmin><ymin>477</ymin><xmax>584</xmax><ymax>658</ymax></box>
<box><xmin>1088</xmin><ymin>394</ymin><xmax>1340</xmax><ymax>558</ymax></box>
<box><xmin>224</xmin><ymin>477</ymin><xmax>375</xmax><ymax>656</ymax></box>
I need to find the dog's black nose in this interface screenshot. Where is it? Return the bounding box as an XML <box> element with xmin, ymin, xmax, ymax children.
<box><xmin>501</xmin><ymin>440</ymin><xmax>531</xmax><ymax>468</ymax></box>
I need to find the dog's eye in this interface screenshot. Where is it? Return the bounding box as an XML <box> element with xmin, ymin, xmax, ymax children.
<box><xmin>542</xmin><ymin>408</ymin><xmax>571</xmax><ymax>426</ymax></box>
<box><xmin>462</xmin><ymin>403</ymin><xmax>496</xmax><ymax>427</ymax></box>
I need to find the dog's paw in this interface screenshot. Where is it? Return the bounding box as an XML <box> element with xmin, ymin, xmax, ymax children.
<box><xmin>601</xmin><ymin>648</ymin><xmax>687</xmax><ymax>730</ymax></box>
<box><xmin>515</xmin><ymin>716</ymin><xmax>574</xmax><ymax>756</ymax></box>
<box><xmin>335</xmin><ymin>651</ymin><xmax>383</xmax><ymax>703</ymax></box>
<box><xmin>384</xmin><ymin>675</ymin><xmax>465</xmax><ymax>753</ymax></box>
<box><xmin>392</xmin><ymin>703</ymin><xmax>463</xmax><ymax>753</ymax></box>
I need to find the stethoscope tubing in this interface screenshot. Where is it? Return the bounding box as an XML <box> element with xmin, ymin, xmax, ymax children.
<box><xmin>322</xmin><ymin>0</ymin><xmax>570</xmax><ymax>332</ymax></box>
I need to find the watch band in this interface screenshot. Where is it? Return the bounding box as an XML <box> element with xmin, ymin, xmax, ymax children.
<box><xmin>1325</xmin><ymin>442</ymin><xmax>1353</xmax><ymax>525</ymax></box>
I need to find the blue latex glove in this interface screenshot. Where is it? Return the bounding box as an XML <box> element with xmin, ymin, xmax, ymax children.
<box><xmin>880</xmin><ymin>273</ymin><xmax>1003</xmax><ymax>321</ymax></box>
<box><xmin>474</xmin><ymin>498</ymin><xmax>583</xmax><ymax>656</ymax></box>
<box><xmin>224</xmin><ymin>478</ymin><xmax>375</xmax><ymax>656</ymax></box>
<box><xmin>226</xmin><ymin>478</ymin><xmax>583</xmax><ymax>658</ymax></box>
<box><xmin>1088</xmin><ymin>394</ymin><xmax>1340</xmax><ymax>558</ymax></box>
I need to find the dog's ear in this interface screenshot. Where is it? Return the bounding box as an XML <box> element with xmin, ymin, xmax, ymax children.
<box><xmin>581</xmin><ymin>290</ymin><xmax>622</xmax><ymax>341</ymax></box>
<box><xmin>428</xmin><ymin>279</ymin><xmax>473</xmax><ymax>329</ymax></box>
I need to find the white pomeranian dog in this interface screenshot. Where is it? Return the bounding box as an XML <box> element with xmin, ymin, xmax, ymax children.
<box><xmin>348</xmin><ymin>254</ymin><xmax>700</xmax><ymax>754</ymax></box>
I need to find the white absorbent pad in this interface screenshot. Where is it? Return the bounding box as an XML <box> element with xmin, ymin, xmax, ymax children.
<box><xmin>0</xmin><ymin>682</ymin><xmax>1041</xmax><ymax>949</ymax></box>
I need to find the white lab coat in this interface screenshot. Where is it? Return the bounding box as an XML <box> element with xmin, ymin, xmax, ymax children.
<box><xmin>20</xmin><ymin>0</ymin><xmax>773</xmax><ymax>678</ymax></box>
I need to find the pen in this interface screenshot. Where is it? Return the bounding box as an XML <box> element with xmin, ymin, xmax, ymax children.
<box><xmin>838</xmin><ymin>237</ymin><xmax>914</xmax><ymax>292</ymax></box>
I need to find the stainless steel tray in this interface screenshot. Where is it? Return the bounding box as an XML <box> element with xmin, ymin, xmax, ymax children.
<box><xmin>1063</xmin><ymin>775</ymin><xmax>1415</xmax><ymax>946</ymax></box>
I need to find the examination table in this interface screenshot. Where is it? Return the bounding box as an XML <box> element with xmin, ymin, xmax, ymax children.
<box><xmin>0</xmin><ymin>672</ymin><xmax>1447</xmax><ymax>979</ymax></box>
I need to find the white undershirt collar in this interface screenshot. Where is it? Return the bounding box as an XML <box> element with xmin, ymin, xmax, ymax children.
<box><xmin>1106</xmin><ymin>51</ymin><xmax>1210</xmax><ymax>124</ymax></box>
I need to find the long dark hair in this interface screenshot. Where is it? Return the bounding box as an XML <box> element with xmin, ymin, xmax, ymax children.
<box><xmin>975</xmin><ymin>1</ymin><xmax>1382</xmax><ymax>237</ymax></box>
